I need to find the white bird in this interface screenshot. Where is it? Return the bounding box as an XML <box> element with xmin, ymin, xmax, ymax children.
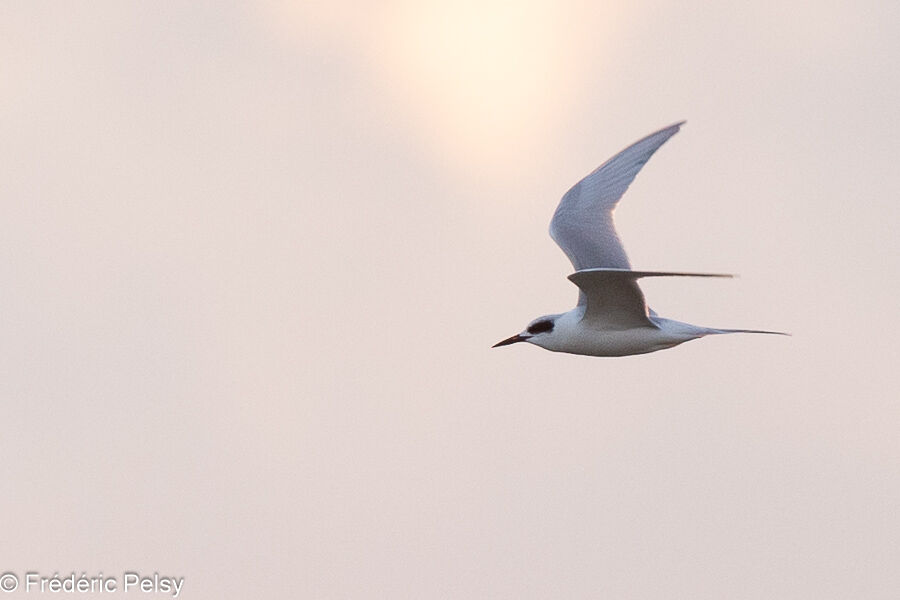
<box><xmin>493</xmin><ymin>122</ymin><xmax>787</xmax><ymax>357</ymax></box>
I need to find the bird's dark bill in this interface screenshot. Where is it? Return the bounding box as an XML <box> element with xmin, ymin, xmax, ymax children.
<box><xmin>492</xmin><ymin>334</ymin><xmax>528</xmax><ymax>348</ymax></box>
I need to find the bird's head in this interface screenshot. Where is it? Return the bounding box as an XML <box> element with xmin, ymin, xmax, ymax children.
<box><xmin>492</xmin><ymin>314</ymin><xmax>560</xmax><ymax>349</ymax></box>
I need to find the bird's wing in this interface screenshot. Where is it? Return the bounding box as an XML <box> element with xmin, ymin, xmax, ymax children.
<box><xmin>549</xmin><ymin>122</ymin><xmax>685</xmax><ymax>274</ymax></box>
<box><xmin>567</xmin><ymin>269</ymin><xmax>732</xmax><ymax>330</ymax></box>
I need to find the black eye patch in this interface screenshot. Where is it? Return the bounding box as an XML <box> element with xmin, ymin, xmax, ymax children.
<box><xmin>527</xmin><ymin>320</ymin><xmax>554</xmax><ymax>334</ymax></box>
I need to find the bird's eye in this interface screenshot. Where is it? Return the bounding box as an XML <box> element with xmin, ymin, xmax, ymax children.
<box><xmin>527</xmin><ymin>320</ymin><xmax>554</xmax><ymax>334</ymax></box>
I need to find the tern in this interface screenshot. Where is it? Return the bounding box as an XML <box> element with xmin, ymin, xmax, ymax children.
<box><xmin>493</xmin><ymin>122</ymin><xmax>787</xmax><ymax>357</ymax></box>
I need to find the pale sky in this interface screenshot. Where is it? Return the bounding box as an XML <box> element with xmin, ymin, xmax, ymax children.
<box><xmin>1</xmin><ymin>1</ymin><xmax>899</xmax><ymax>598</ymax></box>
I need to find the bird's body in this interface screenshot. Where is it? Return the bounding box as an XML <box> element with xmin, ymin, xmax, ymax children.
<box><xmin>493</xmin><ymin>122</ymin><xmax>786</xmax><ymax>357</ymax></box>
<box><xmin>526</xmin><ymin>308</ymin><xmax>702</xmax><ymax>357</ymax></box>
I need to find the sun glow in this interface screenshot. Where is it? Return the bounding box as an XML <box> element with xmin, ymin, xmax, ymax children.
<box><xmin>263</xmin><ymin>1</ymin><xmax>620</xmax><ymax>175</ymax></box>
<box><xmin>378</xmin><ymin>1</ymin><xmax>578</xmax><ymax>171</ymax></box>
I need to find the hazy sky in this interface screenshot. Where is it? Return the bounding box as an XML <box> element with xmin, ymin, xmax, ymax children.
<box><xmin>2</xmin><ymin>1</ymin><xmax>899</xmax><ymax>598</ymax></box>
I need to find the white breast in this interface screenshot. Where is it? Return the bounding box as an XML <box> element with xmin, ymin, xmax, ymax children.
<box><xmin>529</xmin><ymin>310</ymin><xmax>707</xmax><ymax>357</ymax></box>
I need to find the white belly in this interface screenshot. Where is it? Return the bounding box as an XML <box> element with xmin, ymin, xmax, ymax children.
<box><xmin>547</xmin><ymin>327</ymin><xmax>687</xmax><ymax>356</ymax></box>
<box><xmin>530</xmin><ymin>315</ymin><xmax>710</xmax><ymax>357</ymax></box>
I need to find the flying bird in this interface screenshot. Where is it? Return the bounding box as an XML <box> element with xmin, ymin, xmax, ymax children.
<box><xmin>493</xmin><ymin>122</ymin><xmax>787</xmax><ymax>357</ymax></box>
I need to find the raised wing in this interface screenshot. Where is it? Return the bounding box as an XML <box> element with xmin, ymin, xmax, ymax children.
<box><xmin>567</xmin><ymin>269</ymin><xmax>732</xmax><ymax>330</ymax></box>
<box><xmin>550</xmin><ymin>122</ymin><xmax>685</xmax><ymax>273</ymax></box>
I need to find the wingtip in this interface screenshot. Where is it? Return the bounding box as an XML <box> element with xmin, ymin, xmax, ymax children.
<box><xmin>568</xmin><ymin>268</ymin><xmax>734</xmax><ymax>279</ymax></box>
<box><xmin>651</xmin><ymin>120</ymin><xmax>686</xmax><ymax>139</ymax></box>
<box><xmin>718</xmin><ymin>328</ymin><xmax>792</xmax><ymax>337</ymax></box>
